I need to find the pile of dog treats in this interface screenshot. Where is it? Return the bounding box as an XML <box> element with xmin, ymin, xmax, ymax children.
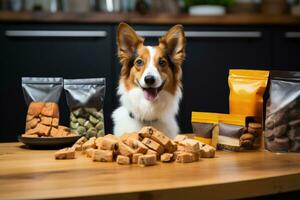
<box><xmin>54</xmin><ymin>126</ymin><xmax>216</xmax><ymax>167</ymax></box>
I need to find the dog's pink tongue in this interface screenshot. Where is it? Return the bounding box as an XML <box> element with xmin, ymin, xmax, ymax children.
<box><xmin>144</xmin><ymin>88</ymin><xmax>158</xmax><ymax>101</ymax></box>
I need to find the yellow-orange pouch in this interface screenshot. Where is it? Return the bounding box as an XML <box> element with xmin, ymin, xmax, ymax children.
<box><xmin>228</xmin><ymin>69</ymin><xmax>269</xmax><ymax>122</ymax></box>
<box><xmin>191</xmin><ymin>112</ymin><xmax>219</xmax><ymax>148</ymax></box>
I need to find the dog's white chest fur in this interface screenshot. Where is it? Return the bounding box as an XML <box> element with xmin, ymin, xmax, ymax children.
<box><xmin>112</xmin><ymin>83</ymin><xmax>182</xmax><ymax>138</ymax></box>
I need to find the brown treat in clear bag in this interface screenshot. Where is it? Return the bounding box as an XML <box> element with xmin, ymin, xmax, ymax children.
<box><xmin>22</xmin><ymin>77</ymin><xmax>72</xmax><ymax>138</ymax></box>
<box><xmin>265</xmin><ymin>71</ymin><xmax>300</xmax><ymax>153</ymax></box>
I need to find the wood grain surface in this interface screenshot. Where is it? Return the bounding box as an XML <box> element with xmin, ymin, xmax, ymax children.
<box><xmin>0</xmin><ymin>143</ymin><xmax>300</xmax><ymax>200</ymax></box>
<box><xmin>0</xmin><ymin>11</ymin><xmax>300</xmax><ymax>25</ymax></box>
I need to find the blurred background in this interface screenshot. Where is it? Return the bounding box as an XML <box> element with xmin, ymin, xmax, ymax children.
<box><xmin>1</xmin><ymin>0</ymin><xmax>300</xmax><ymax>142</ymax></box>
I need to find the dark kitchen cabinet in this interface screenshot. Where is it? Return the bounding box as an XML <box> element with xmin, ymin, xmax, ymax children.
<box><xmin>272</xmin><ymin>27</ymin><xmax>300</xmax><ymax>70</ymax></box>
<box><xmin>0</xmin><ymin>24</ymin><xmax>114</xmax><ymax>141</ymax></box>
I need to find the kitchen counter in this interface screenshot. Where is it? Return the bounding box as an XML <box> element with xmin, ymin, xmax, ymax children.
<box><xmin>1</xmin><ymin>11</ymin><xmax>300</xmax><ymax>25</ymax></box>
<box><xmin>0</xmin><ymin>143</ymin><xmax>300</xmax><ymax>200</ymax></box>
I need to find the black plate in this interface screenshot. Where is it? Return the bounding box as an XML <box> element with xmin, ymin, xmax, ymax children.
<box><xmin>18</xmin><ymin>135</ymin><xmax>81</xmax><ymax>149</ymax></box>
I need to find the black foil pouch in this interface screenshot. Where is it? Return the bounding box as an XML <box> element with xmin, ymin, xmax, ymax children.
<box><xmin>21</xmin><ymin>77</ymin><xmax>63</xmax><ymax>137</ymax></box>
<box><xmin>64</xmin><ymin>78</ymin><xmax>106</xmax><ymax>138</ymax></box>
<box><xmin>265</xmin><ymin>71</ymin><xmax>300</xmax><ymax>153</ymax></box>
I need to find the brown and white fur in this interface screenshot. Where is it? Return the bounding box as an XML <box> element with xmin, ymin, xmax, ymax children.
<box><xmin>112</xmin><ymin>23</ymin><xmax>186</xmax><ymax>138</ymax></box>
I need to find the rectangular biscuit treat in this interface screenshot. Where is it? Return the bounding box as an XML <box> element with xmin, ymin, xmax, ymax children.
<box><xmin>86</xmin><ymin>148</ymin><xmax>96</xmax><ymax>158</ymax></box>
<box><xmin>174</xmin><ymin>135</ymin><xmax>188</xmax><ymax>143</ymax></box>
<box><xmin>160</xmin><ymin>153</ymin><xmax>173</xmax><ymax>162</ymax></box>
<box><xmin>142</xmin><ymin>138</ymin><xmax>164</xmax><ymax>155</ymax></box>
<box><xmin>176</xmin><ymin>152</ymin><xmax>194</xmax><ymax>163</ymax></box>
<box><xmin>173</xmin><ymin>151</ymin><xmax>183</xmax><ymax>161</ymax></box>
<box><xmin>82</xmin><ymin>137</ymin><xmax>96</xmax><ymax>152</ymax></box>
<box><xmin>21</xmin><ymin>134</ymin><xmax>39</xmax><ymax>138</ymax></box>
<box><xmin>181</xmin><ymin>139</ymin><xmax>200</xmax><ymax>153</ymax></box>
<box><xmin>41</xmin><ymin>102</ymin><xmax>59</xmax><ymax>118</ymax></box>
<box><xmin>134</xmin><ymin>140</ymin><xmax>149</xmax><ymax>154</ymax></box>
<box><xmin>25</xmin><ymin>118</ymin><xmax>40</xmax><ymax>130</ymax></box>
<box><xmin>116</xmin><ymin>155</ymin><xmax>131</xmax><ymax>165</ymax></box>
<box><xmin>124</xmin><ymin>138</ymin><xmax>148</xmax><ymax>154</ymax></box>
<box><xmin>146</xmin><ymin>149</ymin><xmax>158</xmax><ymax>159</ymax></box>
<box><xmin>120</xmin><ymin>132</ymin><xmax>141</xmax><ymax>141</ymax></box>
<box><xmin>118</xmin><ymin>141</ymin><xmax>135</xmax><ymax>157</ymax></box>
<box><xmin>25</xmin><ymin>127</ymin><xmax>39</xmax><ymax>135</ymax></box>
<box><xmin>50</xmin><ymin>127</ymin><xmax>59</xmax><ymax>137</ymax></box>
<box><xmin>138</xmin><ymin>126</ymin><xmax>153</xmax><ymax>138</ymax></box>
<box><xmin>200</xmin><ymin>144</ymin><xmax>216</xmax><ymax>158</ymax></box>
<box><xmin>55</xmin><ymin>147</ymin><xmax>75</xmax><ymax>159</ymax></box>
<box><xmin>36</xmin><ymin>123</ymin><xmax>51</xmax><ymax>136</ymax></box>
<box><xmin>72</xmin><ymin>136</ymin><xmax>88</xmax><ymax>151</ymax></box>
<box><xmin>92</xmin><ymin>149</ymin><xmax>113</xmax><ymax>162</ymax></box>
<box><xmin>27</xmin><ymin>102</ymin><xmax>45</xmax><ymax>117</ymax></box>
<box><xmin>52</xmin><ymin>118</ymin><xmax>59</xmax><ymax>127</ymax></box>
<box><xmin>58</xmin><ymin>126</ymin><xmax>70</xmax><ymax>137</ymax></box>
<box><xmin>138</xmin><ymin>154</ymin><xmax>157</xmax><ymax>167</ymax></box>
<box><xmin>26</xmin><ymin>114</ymin><xmax>35</xmax><ymax>122</ymax></box>
<box><xmin>132</xmin><ymin>153</ymin><xmax>143</xmax><ymax>164</ymax></box>
<box><xmin>40</xmin><ymin>116</ymin><xmax>53</xmax><ymax>126</ymax></box>
<box><xmin>104</xmin><ymin>134</ymin><xmax>119</xmax><ymax>142</ymax></box>
<box><xmin>166</xmin><ymin>141</ymin><xmax>177</xmax><ymax>153</ymax></box>
<box><xmin>98</xmin><ymin>137</ymin><xmax>118</xmax><ymax>151</ymax></box>
<box><xmin>148</xmin><ymin>129</ymin><xmax>174</xmax><ymax>152</ymax></box>
<box><xmin>192</xmin><ymin>152</ymin><xmax>200</xmax><ymax>162</ymax></box>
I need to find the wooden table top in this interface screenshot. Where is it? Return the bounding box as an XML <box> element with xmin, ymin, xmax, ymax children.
<box><xmin>0</xmin><ymin>142</ymin><xmax>300</xmax><ymax>200</ymax></box>
<box><xmin>1</xmin><ymin>11</ymin><xmax>300</xmax><ymax>25</ymax></box>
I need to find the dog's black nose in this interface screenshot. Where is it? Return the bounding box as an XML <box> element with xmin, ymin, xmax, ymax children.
<box><xmin>144</xmin><ymin>75</ymin><xmax>155</xmax><ymax>86</ymax></box>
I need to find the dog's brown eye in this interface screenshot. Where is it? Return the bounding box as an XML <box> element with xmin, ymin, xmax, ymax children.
<box><xmin>135</xmin><ymin>59</ymin><xmax>144</xmax><ymax>67</ymax></box>
<box><xmin>159</xmin><ymin>58</ymin><xmax>166</xmax><ymax>67</ymax></box>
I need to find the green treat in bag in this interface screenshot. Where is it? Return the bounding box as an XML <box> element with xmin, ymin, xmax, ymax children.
<box><xmin>77</xmin><ymin>118</ymin><xmax>86</xmax><ymax>126</ymax></box>
<box><xmin>70</xmin><ymin>121</ymin><xmax>79</xmax><ymax>129</ymax></box>
<box><xmin>77</xmin><ymin>126</ymin><xmax>86</xmax><ymax>135</ymax></box>
<box><xmin>89</xmin><ymin>115</ymin><xmax>100</xmax><ymax>125</ymax></box>
<box><xmin>64</xmin><ymin>78</ymin><xmax>106</xmax><ymax>138</ymax></box>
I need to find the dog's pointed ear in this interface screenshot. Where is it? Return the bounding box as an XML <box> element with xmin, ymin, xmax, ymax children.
<box><xmin>117</xmin><ymin>23</ymin><xmax>144</xmax><ymax>61</ymax></box>
<box><xmin>159</xmin><ymin>24</ymin><xmax>186</xmax><ymax>67</ymax></box>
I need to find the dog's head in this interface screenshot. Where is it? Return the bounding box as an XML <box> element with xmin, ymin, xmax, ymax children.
<box><xmin>117</xmin><ymin>23</ymin><xmax>185</xmax><ymax>102</ymax></box>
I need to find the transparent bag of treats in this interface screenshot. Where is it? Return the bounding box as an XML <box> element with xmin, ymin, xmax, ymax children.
<box><xmin>265</xmin><ymin>71</ymin><xmax>300</xmax><ymax>152</ymax></box>
<box><xmin>64</xmin><ymin>78</ymin><xmax>106</xmax><ymax>138</ymax></box>
<box><xmin>21</xmin><ymin>77</ymin><xmax>65</xmax><ymax>137</ymax></box>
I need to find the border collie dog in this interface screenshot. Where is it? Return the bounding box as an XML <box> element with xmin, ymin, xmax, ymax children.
<box><xmin>112</xmin><ymin>23</ymin><xmax>186</xmax><ymax>138</ymax></box>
